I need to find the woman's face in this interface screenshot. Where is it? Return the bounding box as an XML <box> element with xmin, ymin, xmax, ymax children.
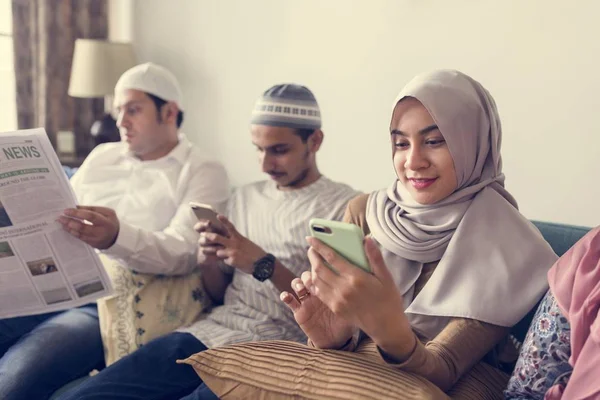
<box><xmin>391</xmin><ymin>97</ymin><xmax>458</xmax><ymax>205</ymax></box>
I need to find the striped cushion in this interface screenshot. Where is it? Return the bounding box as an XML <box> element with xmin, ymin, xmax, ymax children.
<box><xmin>180</xmin><ymin>339</ymin><xmax>507</xmax><ymax>399</ymax></box>
<box><xmin>182</xmin><ymin>340</ymin><xmax>446</xmax><ymax>399</ymax></box>
<box><xmin>448</xmin><ymin>362</ymin><xmax>509</xmax><ymax>399</ymax></box>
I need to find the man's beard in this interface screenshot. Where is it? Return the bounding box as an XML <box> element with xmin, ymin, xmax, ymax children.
<box><xmin>281</xmin><ymin>167</ymin><xmax>310</xmax><ymax>188</ymax></box>
<box><xmin>280</xmin><ymin>149</ymin><xmax>311</xmax><ymax>188</ymax></box>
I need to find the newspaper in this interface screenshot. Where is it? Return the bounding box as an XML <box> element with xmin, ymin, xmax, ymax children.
<box><xmin>0</xmin><ymin>128</ymin><xmax>112</xmax><ymax>318</ymax></box>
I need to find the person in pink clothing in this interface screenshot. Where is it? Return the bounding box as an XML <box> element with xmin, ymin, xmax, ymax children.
<box><xmin>505</xmin><ymin>226</ymin><xmax>600</xmax><ymax>400</ymax></box>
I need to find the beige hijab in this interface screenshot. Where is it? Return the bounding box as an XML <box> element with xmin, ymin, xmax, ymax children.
<box><xmin>366</xmin><ymin>70</ymin><xmax>557</xmax><ymax>338</ymax></box>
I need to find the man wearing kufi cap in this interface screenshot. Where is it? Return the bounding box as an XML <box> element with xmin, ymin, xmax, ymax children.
<box><xmin>0</xmin><ymin>63</ymin><xmax>230</xmax><ymax>399</ymax></box>
<box><xmin>57</xmin><ymin>83</ymin><xmax>358</xmax><ymax>399</ymax></box>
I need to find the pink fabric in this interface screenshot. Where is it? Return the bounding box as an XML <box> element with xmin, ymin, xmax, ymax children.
<box><xmin>546</xmin><ymin>226</ymin><xmax>600</xmax><ymax>400</ymax></box>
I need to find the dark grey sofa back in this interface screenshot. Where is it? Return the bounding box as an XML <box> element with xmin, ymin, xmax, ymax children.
<box><xmin>510</xmin><ymin>221</ymin><xmax>591</xmax><ymax>344</ymax></box>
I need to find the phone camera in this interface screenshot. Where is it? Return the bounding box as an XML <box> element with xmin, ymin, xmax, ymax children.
<box><xmin>312</xmin><ymin>225</ymin><xmax>332</xmax><ymax>234</ymax></box>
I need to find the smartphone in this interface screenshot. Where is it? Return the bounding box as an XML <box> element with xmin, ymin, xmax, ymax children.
<box><xmin>308</xmin><ymin>218</ymin><xmax>371</xmax><ymax>273</ymax></box>
<box><xmin>189</xmin><ymin>202</ymin><xmax>226</xmax><ymax>232</ymax></box>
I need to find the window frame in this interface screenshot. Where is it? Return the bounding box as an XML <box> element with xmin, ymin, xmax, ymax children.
<box><xmin>0</xmin><ymin>0</ymin><xmax>17</xmax><ymax>132</ymax></box>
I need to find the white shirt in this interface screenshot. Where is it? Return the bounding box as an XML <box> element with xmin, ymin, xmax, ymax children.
<box><xmin>180</xmin><ymin>176</ymin><xmax>359</xmax><ymax>347</ymax></box>
<box><xmin>70</xmin><ymin>134</ymin><xmax>230</xmax><ymax>275</ymax></box>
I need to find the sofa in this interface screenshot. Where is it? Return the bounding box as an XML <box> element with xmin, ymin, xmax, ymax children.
<box><xmin>454</xmin><ymin>220</ymin><xmax>590</xmax><ymax>398</ymax></box>
<box><xmin>511</xmin><ymin>221</ymin><xmax>590</xmax><ymax>342</ymax></box>
<box><xmin>465</xmin><ymin>220</ymin><xmax>591</xmax><ymax>399</ymax></box>
<box><xmin>49</xmin><ymin>219</ymin><xmax>591</xmax><ymax>399</ymax></box>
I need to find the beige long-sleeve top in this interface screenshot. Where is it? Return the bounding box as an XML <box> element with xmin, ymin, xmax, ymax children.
<box><xmin>314</xmin><ymin>194</ymin><xmax>512</xmax><ymax>391</ymax></box>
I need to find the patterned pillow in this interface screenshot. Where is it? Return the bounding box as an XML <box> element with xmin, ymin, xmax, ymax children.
<box><xmin>97</xmin><ymin>254</ymin><xmax>211</xmax><ymax>365</ymax></box>
<box><xmin>504</xmin><ymin>290</ymin><xmax>572</xmax><ymax>399</ymax></box>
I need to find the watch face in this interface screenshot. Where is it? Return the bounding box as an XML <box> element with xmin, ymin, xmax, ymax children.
<box><xmin>253</xmin><ymin>255</ymin><xmax>275</xmax><ymax>281</ymax></box>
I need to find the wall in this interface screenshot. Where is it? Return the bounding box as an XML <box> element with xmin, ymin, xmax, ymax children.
<box><xmin>129</xmin><ymin>0</ymin><xmax>600</xmax><ymax>226</ymax></box>
<box><xmin>108</xmin><ymin>0</ymin><xmax>133</xmax><ymax>42</ymax></box>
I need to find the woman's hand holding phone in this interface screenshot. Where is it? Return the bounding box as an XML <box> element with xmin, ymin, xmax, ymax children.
<box><xmin>282</xmin><ymin>233</ymin><xmax>416</xmax><ymax>358</ymax></box>
<box><xmin>281</xmin><ymin>271</ymin><xmax>357</xmax><ymax>349</ymax></box>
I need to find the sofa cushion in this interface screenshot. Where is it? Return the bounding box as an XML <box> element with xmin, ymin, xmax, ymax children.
<box><xmin>510</xmin><ymin>221</ymin><xmax>590</xmax><ymax>344</ymax></box>
<box><xmin>531</xmin><ymin>221</ymin><xmax>590</xmax><ymax>257</ymax></box>
<box><xmin>180</xmin><ymin>340</ymin><xmax>449</xmax><ymax>399</ymax></box>
<box><xmin>181</xmin><ymin>339</ymin><xmax>511</xmax><ymax>400</ymax></box>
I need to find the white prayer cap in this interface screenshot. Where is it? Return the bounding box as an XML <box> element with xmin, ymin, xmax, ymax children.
<box><xmin>114</xmin><ymin>62</ymin><xmax>184</xmax><ymax>111</ymax></box>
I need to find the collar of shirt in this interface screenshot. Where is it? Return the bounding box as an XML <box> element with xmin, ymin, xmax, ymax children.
<box><xmin>266</xmin><ymin>175</ymin><xmax>329</xmax><ymax>200</ymax></box>
<box><xmin>120</xmin><ymin>133</ymin><xmax>192</xmax><ymax>166</ymax></box>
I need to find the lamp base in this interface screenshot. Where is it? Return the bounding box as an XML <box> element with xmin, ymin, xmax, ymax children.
<box><xmin>90</xmin><ymin>113</ymin><xmax>120</xmax><ymax>146</ymax></box>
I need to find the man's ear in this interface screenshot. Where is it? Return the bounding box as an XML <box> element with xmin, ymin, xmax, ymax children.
<box><xmin>162</xmin><ymin>102</ymin><xmax>179</xmax><ymax>125</ymax></box>
<box><xmin>308</xmin><ymin>129</ymin><xmax>324</xmax><ymax>152</ymax></box>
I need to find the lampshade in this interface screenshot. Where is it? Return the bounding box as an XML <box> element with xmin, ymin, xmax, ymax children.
<box><xmin>68</xmin><ymin>39</ymin><xmax>136</xmax><ymax>98</ymax></box>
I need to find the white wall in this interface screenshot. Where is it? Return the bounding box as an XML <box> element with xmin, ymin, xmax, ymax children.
<box><xmin>130</xmin><ymin>0</ymin><xmax>600</xmax><ymax>226</ymax></box>
<box><xmin>108</xmin><ymin>0</ymin><xmax>133</xmax><ymax>42</ymax></box>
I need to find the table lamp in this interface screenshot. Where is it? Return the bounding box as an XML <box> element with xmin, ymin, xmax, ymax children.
<box><xmin>68</xmin><ymin>39</ymin><xmax>136</xmax><ymax>147</ymax></box>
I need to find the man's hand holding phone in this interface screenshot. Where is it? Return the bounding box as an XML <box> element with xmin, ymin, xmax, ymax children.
<box><xmin>192</xmin><ymin>202</ymin><xmax>267</xmax><ymax>274</ymax></box>
<box><xmin>195</xmin><ymin>219</ymin><xmax>226</xmax><ymax>266</ymax></box>
<box><xmin>192</xmin><ymin>202</ymin><xmax>227</xmax><ymax>266</ymax></box>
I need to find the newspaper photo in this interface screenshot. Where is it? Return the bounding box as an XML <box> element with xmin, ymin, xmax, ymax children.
<box><xmin>0</xmin><ymin>128</ymin><xmax>113</xmax><ymax>318</ymax></box>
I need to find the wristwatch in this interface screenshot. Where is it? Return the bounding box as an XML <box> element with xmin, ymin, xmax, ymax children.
<box><xmin>252</xmin><ymin>253</ymin><xmax>276</xmax><ymax>282</ymax></box>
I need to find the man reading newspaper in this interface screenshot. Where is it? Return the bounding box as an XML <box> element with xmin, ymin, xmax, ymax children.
<box><xmin>0</xmin><ymin>63</ymin><xmax>229</xmax><ymax>400</ymax></box>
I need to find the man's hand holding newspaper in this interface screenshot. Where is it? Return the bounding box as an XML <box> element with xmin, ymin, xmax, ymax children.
<box><xmin>58</xmin><ymin>206</ymin><xmax>120</xmax><ymax>250</ymax></box>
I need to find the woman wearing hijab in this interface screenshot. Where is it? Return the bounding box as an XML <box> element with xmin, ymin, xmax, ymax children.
<box><xmin>281</xmin><ymin>69</ymin><xmax>559</xmax><ymax>390</ymax></box>
<box><xmin>505</xmin><ymin>227</ymin><xmax>600</xmax><ymax>400</ymax></box>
